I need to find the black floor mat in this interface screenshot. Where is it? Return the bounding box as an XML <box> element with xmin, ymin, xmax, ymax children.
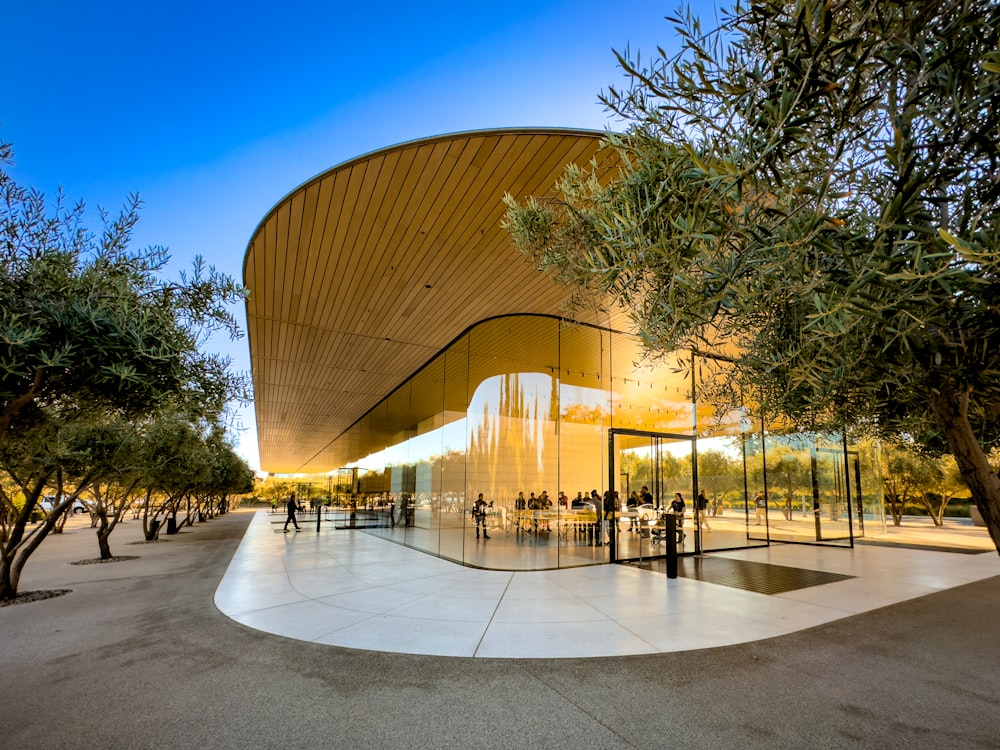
<box><xmin>629</xmin><ymin>555</ymin><xmax>854</xmax><ymax>595</ymax></box>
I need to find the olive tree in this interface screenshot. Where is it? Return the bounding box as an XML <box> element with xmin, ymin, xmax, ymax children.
<box><xmin>197</xmin><ymin>428</ymin><xmax>254</xmax><ymax>517</ymax></box>
<box><xmin>0</xmin><ymin>142</ymin><xmax>246</xmax><ymax>598</ymax></box>
<box><xmin>504</xmin><ymin>0</ymin><xmax>1000</xmax><ymax>552</ymax></box>
<box><xmin>881</xmin><ymin>443</ymin><xmax>931</xmax><ymax>526</ymax></box>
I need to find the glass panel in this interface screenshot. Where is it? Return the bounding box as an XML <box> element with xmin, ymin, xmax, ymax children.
<box><xmin>350</xmin><ymin>403</ymin><xmax>387</xmax><ymax>540</ymax></box>
<box><xmin>439</xmin><ymin>336</ymin><xmax>469</xmax><ymax>564</ymax></box>
<box><xmin>694</xmin><ymin>432</ymin><xmax>760</xmax><ymax>551</ymax></box>
<box><xmin>466</xmin><ymin>316</ymin><xmax>561</xmax><ymax>570</ymax></box>
<box><xmin>745</xmin><ymin>419</ymin><xmax>768</xmax><ymax>542</ymax></box>
<box><xmin>353</xmin><ymin>410</ymin><xmax>389</xmax><ymax>530</ymax></box>
<box><xmin>608</xmin><ymin>332</ymin><xmax>695</xmax><ymax>435</ymax></box>
<box><xmin>763</xmin><ymin>432</ymin><xmax>823</xmax><ymax>543</ymax></box>
<box><xmin>379</xmin><ymin>384</ymin><xmax>413</xmax><ymax>545</ymax></box>
<box><xmin>557</xmin><ymin>323</ymin><xmax>610</xmax><ymax>565</ymax></box>
<box><xmin>690</xmin><ymin>354</ymin><xmax>759</xmax><ymax>549</ymax></box>
<box><xmin>810</xmin><ymin>435</ymin><xmax>854</xmax><ymax>545</ymax></box>
<box><xmin>853</xmin><ymin>436</ymin><xmax>884</xmax><ymax>538</ymax></box>
<box><xmin>409</xmin><ymin>355</ymin><xmax>446</xmax><ymax>557</ymax></box>
<box><xmin>746</xmin><ymin>429</ymin><xmax>858</xmax><ymax>546</ymax></box>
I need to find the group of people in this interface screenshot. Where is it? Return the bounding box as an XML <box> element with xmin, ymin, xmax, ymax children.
<box><xmin>469</xmin><ymin>485</ymin><xmax>740</xmax><ymax>543</ymax></box>
<box><xmin>513</xmin><ymin>490</ymin><xmax>558</xmax><ymax>532</ymax></box>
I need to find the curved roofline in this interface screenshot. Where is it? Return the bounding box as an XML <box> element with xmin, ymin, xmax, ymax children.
<box><xmin>296</xmin><ymin>312</ymin><xmax>624</xmax><ymax>470</ymax></box>
<box><xmin>244</xmin><ymin>127</ymin><xmax>626</xmax><ymax>472</ymax></box>
<box><xmin>241</xmin><ymin>126</ymin><xmax>612</xmax><ymax>278</ymax></box>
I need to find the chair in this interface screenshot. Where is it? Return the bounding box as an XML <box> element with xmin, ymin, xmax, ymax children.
<box><xmin>637</xmin><ymin>505</ymin><xmax>658</xmax><ymax>546</ymax></box>
<box><xmin>639</xmin><ymin>505</ymin><xmax>685</xmax><ymax>548</ymax></box>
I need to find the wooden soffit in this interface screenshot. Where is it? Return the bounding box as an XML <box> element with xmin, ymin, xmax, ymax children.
<box><xmin>244</xmin><ymin>128</ymin><xmax>625</xmax><ymax>474</ymax></box>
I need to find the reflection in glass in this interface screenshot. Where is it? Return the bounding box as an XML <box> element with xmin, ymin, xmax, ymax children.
<box><xmin>303</xmin><ymin>314</ymin><xmax>872</xmax><ymax>569</ymax></box>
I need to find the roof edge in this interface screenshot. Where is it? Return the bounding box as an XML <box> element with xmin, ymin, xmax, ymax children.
<box><xmin>240</xmin><ymin>126</ymin><xmax>614</xmax><ymax>281</ymax></box>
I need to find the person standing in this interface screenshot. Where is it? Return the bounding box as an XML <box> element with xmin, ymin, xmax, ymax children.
<box><xmin>283</xmin><ymin>494</ymin><xmax>301</xmax><ymax>532</ymax></box>
<box><xmin>670</xmin><ymin>492</ymin><xmax>686</xmax><ymax>543</ymax></box>
<box><xmin>626</xmin><ymin>491</ymin><xmax>639</xmax><ymax>532</ymax></box>
<box><xmin>514</xmin><ymin>491</ymin><xmax>527</xmax><ymax>532</ymax></box>
<box><xmin>472</xmin><ymin>493</ymin><xmax>490</xmax><ymax>539</ymax></box>
<box><xmin>603</xmin><ymin>490</ymin><xmax>617</xmax><ymax>544</ymax></box>
<box><xmin>640</xmin><ymin>485</ymin><xmax>654</xmax><ymax>508</ymax></box>
<box><xmin>539</xmin><ymin>491</ymin><xmax>552</xmax><ymax>531</ymax></box>
<box><xmin>589</xmin><ymin>490</ymin><xmax>602</xmax><ymax>545</ymax></box>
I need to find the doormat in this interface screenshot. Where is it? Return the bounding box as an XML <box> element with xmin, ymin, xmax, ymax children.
<box><xmin>630</xmin><ymin>556</ymin><xmax>854</xmax><ymax>595</ymax></box>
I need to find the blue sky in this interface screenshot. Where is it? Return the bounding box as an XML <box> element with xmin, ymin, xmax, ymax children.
<box><xmin>5</xmin><ymin>1</ymin><xmax>721</xmax><ymax>471</ymax></box>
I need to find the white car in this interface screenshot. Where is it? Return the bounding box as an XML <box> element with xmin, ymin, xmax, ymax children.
<box><xmin>38</xmin><ymin>496</ymin><xmax>88</xmax><ymax>515</ymax></box>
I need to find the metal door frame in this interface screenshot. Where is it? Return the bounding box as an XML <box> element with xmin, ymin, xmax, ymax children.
<box><xmin>608</xmin><ymin>428</ymin><xmax>699</xmax><ymax>561</ymax></box>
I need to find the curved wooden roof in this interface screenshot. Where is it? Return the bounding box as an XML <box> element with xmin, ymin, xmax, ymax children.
<box><xmin>244</xmin><ymin>128</ymin><xmax>624</xmax><ymax>474</ymax></box>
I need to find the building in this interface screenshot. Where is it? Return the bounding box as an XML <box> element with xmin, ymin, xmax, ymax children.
<box><xmin>245</xmin><ymin>128</ymin><xmax>881</xmax><ymax>571</ymax></box>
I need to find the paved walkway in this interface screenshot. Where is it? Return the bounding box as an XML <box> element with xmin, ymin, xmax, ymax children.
<box><xmin>5</xmin><ymin>509</ymin><xmax>1000</xmax><ymax>749</ymax></box>
<box><xmin>215</xmin><ymin>511</ymin><xmax>999</xmax><ymax>658</ymax></box>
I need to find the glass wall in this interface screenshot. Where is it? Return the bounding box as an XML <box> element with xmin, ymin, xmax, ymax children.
<box><xmin>320</xmin><ymin>314</ymin><xmax>876</xmax><ymax>570</ymax></box>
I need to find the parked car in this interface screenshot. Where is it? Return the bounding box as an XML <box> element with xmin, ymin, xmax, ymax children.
<box><xmin>38</xmin><ymin>496</ymin><xmax>88</xmax><ymax>515</ymax></box>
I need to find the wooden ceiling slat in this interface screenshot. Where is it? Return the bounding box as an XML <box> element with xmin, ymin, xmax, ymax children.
<box><xmin>245</xmin><ymin>129</ymin><xmax>624</xmax><ymax>473</ymax></box>
<box><xmin>308</xmin><ymin>172</ymin><xmax>350</xmax><ymax>325</ymax></box>
<box><xmin>296</xmin><ymin>182</ymin><xmax>323</xmax><ymax>317</ymax></box>
<box><xmin>283</xmin><ymin>191</ymin><xmax>307</xmax><ymax>306</ymax></box>
<box><xmin>294</xmin><ymin>182</ymin><xmax>326</xmax><ymax>376</ymax></box>
<box><xmin>365</xmin><ymin>138</ymin><xmax>472</xmax><ymax>338</ymax></box>
<box><xmin>340</xmin><ymin>153</ymin><xmax>419</xmax><ymax>336</ymax></box>
<box><xmin>323</xmin><ymin>143</ymin><xmax>448</xmax><ymax>329</ymax></box>
<box><xmin>350</xmin><ymin>147</ymin><xmax>425</xmax><ymax>333</ymax></box>
<box><xmin>334</xmin><ymin>153</ymin><xmax>398</xmax><ymax>335</ymax></box>
<box><xmin>302</xmin><ymin>179</ymin><xmax>336</xmax><ymax>329</ymax></box>
<box><xmin>262</xmin><ymin>215</ymin><xmax>278</xmax><ymax>333</ymax></box>
<box><xmin>317</xmin><ymin>161</ymin><xmax>372</xmax><ymax>331</ymax></box>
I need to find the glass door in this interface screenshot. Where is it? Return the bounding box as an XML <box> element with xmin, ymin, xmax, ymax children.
<box><xmin>610</xmin><ymin>430</ymin><xmax>696</xmax><ymax>561</ymax></box>
<box><xmin>808</xmin><ymin>446</ymin><xmax>857</xmax><ymax>545</ymax></box>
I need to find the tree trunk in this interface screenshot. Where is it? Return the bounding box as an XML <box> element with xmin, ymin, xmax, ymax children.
<box><xmin>928</xmin><ymin>386</ymin><xmax>1000</xmax><ymax>554</ymax></box>
<box><xmin>0</xmin><ymin>479</ymin><xmax>59</xmax><ymax>600</ymax></box>
<box><xmin>95</xmin><ymin>514</ymin><xmax>112</xmax><ymax>559</ymax></box>
<box><xmin>97</xmin><ymin>530</ymin><xmax>112</xmax><ymax>560</ymax></box>
<box><xmin>917</xmin><ymin>493</ymin><xmax>944</xmax><ymax>527</ymax></box>
<box><xmin>141</xmin><ymin>490</ymin><xmax>159</xmax><ymax>540</ymax></box>
<box><xmin>935</xmin><ymin>494</ymin><xmax>953</xmax><ymax>527</ymax></box>
<box><xmin>0</xmin><ymin>504</ymin><xmax>71</xmax><ymax>599</ymax></box>
<box><xmin>0</xmin><ymin>555</ymin><xmax>17</xmax><ymax>601</ymax></box>
<box><xmin>883</xmin><ymin>483</ymin><xmax>904</xmax><ymax>526</ymax></box>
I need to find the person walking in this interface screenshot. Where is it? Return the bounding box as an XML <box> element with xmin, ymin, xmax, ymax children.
<box><xmin>283</xmin><ymin>494</ymin><xmax>301</xmax><ymax>532</ymax></box>
<box><xmin>697</xmin><ymin>489</ymin><xmax>712</xmax><ymax>531</ymax></box>
<box><xmin>753</xmin><ymin>490</ymin><xmax>767</xmax><ymax>525</ymax></box>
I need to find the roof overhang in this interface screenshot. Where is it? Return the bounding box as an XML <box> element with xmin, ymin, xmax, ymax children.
<box><xmin>244</xmin><ymin>128</ymin><xmax>626</xmax><ymax>474</ymax></box>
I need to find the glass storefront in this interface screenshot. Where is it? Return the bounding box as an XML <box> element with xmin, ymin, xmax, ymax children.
<box><xmin>314</xmin><ymin>314</ymin><xmax>881</xmax><ymax>569</ymax></box>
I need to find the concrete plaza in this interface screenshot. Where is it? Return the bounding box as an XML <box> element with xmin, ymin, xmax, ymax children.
<box><xmin>2</xmin><ymin>509</ymin><xmax>998</xmax><ymax>749</ymax></box>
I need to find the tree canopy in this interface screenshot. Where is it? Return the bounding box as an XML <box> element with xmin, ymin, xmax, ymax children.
<box><xmin>0</xmin><ymin>141</ymin><xmax>245</xmax><ymax>439</ymax></box>
<box><xmin>0</xmin><ymin>140</ymin><xmax>250</xmax><ymax>597</ymax></box>
<box><xmin>504</xmin><ymin>0</ymin><xmax>1000</xmax><ymax>551</ymax></box>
